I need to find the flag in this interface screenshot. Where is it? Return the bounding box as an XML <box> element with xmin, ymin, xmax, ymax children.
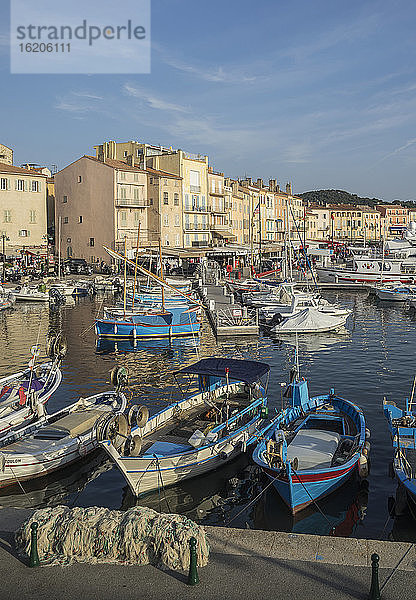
<box><xmin>253</xmin><ymin>202</ymin><xmax>260</xmax><ymax>215</ymax></box>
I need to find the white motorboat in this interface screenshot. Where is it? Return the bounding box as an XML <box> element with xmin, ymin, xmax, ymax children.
<box><xmin>271</xmin><ymin>307</ymin><xmax>349</xmax><ymax>335</ymax></box>
<box><xmin>260</xmin><ymin>292</ymin><xmax>350</xmax><ymax>322</ymax></box>
<box><xmin>100</xmin><ymin>358</ymin><xmax>270</xmax><ymax>497</ymax></box>
<box><xmin>317</xmin><ymin>255</ymin><xmax>416</xmax><ymax>284</ymax></box>
<box><xmin>373</xmin><ymin>284</ymin><xmax>416</xmax><ymax>302</ymax></box>
<box><xmin>11</xmin><ymin>285</ymin><xmax>49</xmax><ymax>302</ymax></box>
<box><xmin>0</xmin><ymin>370</ymin><xmax>127</xmax><ymax>490</ymax></box>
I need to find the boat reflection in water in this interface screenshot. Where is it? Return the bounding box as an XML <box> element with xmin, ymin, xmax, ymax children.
<box><xmin>388</xmin><ymin>484</ymin><xmax>416</xmax><ymax>542</ymax></box>
<box><xmin>0</xmin><ymin>451</ymin><xmax>112</xmax><ymax>509</ymax></box>
<box><xmin>96</xmin><ymin>336</ymin><xmax>200</xmax><ymax>356</ymax></box>
<box><xmin>252</xmin><ymin>475</ymin><xmax>369</xmax><ymax>537</ymax></box>
<box><xmin>270</xmin><ymin>331</ymin><xmax>350</xmax><ymax>354</ymax></box>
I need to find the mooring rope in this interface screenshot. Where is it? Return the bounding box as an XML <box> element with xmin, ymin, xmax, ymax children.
<box><xmin>380</xmin><ymin>542</ymin><xmax>414</xmax><ymax>592</ymax></box>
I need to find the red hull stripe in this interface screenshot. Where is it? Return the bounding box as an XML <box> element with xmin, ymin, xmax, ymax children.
<box><xmin>264</xmin><ymin>461</ymin><xmax>356</xmax><ymax>483</ymax></box>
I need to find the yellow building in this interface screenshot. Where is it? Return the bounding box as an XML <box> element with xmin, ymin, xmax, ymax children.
<box><xmin>0</xmin><ymin>162</ymin><xmax>47</xmax><ymax>256</ymax></box>
<box><xmin>305</xmin><ymin>204</ymin><xmax>381</xmax><ymax>243</ymax></box>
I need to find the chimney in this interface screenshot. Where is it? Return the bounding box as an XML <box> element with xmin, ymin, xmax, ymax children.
<box><xmin>286</xmin><ymin>182</ymin><xmax>292</xmax><ymax>195</ymax></box>
<box><xmin>268</xmin><ymin>178</ymin><xmax>277</xmax><ymax>192</ymax></box>
<box><xmin>256</xmin><ymin>178</ymin><xmax>263</xmax><ymax>189</ymax></box>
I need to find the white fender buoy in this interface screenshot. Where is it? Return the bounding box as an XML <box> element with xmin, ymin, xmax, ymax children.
<box><xmin>358</xmin><ymin>454</ymin><xmax>369</xmax><ymax>478</ymax></box>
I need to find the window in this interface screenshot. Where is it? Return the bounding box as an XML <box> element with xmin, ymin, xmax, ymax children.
<box><xmin>31</xmin><ymin>180</ymin><xmax>39</xmax><ymax>192</ymax></box>
<box><xmin>3</xmin><ymin>210</ymin><xmax>11</xmax><ymax>223</ymax></box>
<box><xmin>79</xmin><ymin>216</ymin><xmax>83</xmax><ymax>223</ymax></box>
<box><xmin>78</xmin><ymin>175</ymin><xmax>82</xmax><ymax>183</ymax></box>
<box><xmin>136</xmin><ymin>149</ymin><xmax>141</xmax><ymax>157</ymax></box>
<box><xmin>149</xmin><ymin>198</ymin><xmax>153</xmax><ymax>205</ymax></box>
<box><xmin>0</xmin><ymin>178</ymin><xmax>8</xmax><ymax>190</ymax></box>
<box><xmin>16</xmin><ymin>179</ymin><xmax>24</xmax><ymax>191</ymax></box>
<box><xmin>120</xmin><ymin>211</ymin><xmax>127</xmax><ymax>221</ymax></box>
<box><xmin>133</xmin><ymin>187</ymin><xmax>140</xmax><ymax>200</ymax></box>
<box><xmin>120</xmin><ymin>187</ymin><xmax>126</xmax><ymax>199</ymax></box>
<box><xmin>164</xmin><ymin>179</ymin><xmax>168</xmax><ymax>185</ymax></box>
<box><xmin>63</xmin><ymin>195</ymin><xmax>68</xmax><ymax>203</ymax></box>
<box><xmin>175</xmin><ymin>234</ymin><xmax>180</xmax><ymax>246</ymax></box>
<box><xmin>134</xmin><ymin>212</ymin><xmax>140</xmax><ymax>222</ymax></box>
<box><xmin>149</xmin><ymin>177</ymin><xmax>153</xmax><ymax>184</ymax></box>
<box><xmin>19</xmin><ymin>229</ymin><xmax>29</xmax><ymax>237</ymax></box>
<box><xmin>163</xmin><ymin>192</ymin><xmax>169</xmax><ymax>205</ymax></box>
<box><xmin>190</xmin><ymin>170</ymin><xmax>200</xmax><ymax>188</ymax></box>
<box><xmin>29</xmin><ymin>210</ymin><xmax>36</xmax><ymax>223</ymax></box>
<box><xmin>123</xmin><ymin>151</ymin><xmax>128</xmax><ymax>157</ymax></box>
<box><xmin>133</xmin><ymin>173</ymin><xmax>139</xmax><ymax>182</ymax></box>
<box><xmin>119</xmin><ymin>171</ymin><xmax>126</xmax><ymax>180</ymax></box>
<box><xmin>89</xmin><ymin>238</ymin><xmax>95</xmax><ymax>247</ymax></box>
<box><xmin>163</xmin><ymin>215</ymin><xmax>169</xmax><ymax>226</ymax></box>
<box><xmin>175</xmin><ymin>214</ymin><xmax>180</xmax><ymax>226</ymax></box>
<box><xmin>174</xmin><ymin>193</ymin><xmax>179</xmax><ymax>206</ymax></box>
<box><xmin>64</xmin><ymin>217</ymin><xmax>68</xmax><ymax>223</ymax></box>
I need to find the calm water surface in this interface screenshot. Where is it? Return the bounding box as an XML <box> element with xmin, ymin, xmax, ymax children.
<box><xmin>1</xmin><ymin>289</ymin><xmax>416</xmax><ymax>542</ymax></box>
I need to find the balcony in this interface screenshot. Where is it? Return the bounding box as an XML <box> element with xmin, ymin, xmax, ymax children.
<box><xmin>184</xmin><ymin>205</ymin><xmax>207</xmax><ymax>213</ymax></box>
<box><xmin>190</xmin><ymin>185</ymin><xmax>201</xmax><ymax>193</ymax></box>
<box><xmin>208</xmin><ymin>206</ymin><xmax>227</xmax><ymax>214</ymax></box>
<box><xmin>116</xmin><ymin>198</ymin><xmax>149</xmax><ymax>207</ymax></box>
<box><xmin>211</xmin><ymin>223</ymin><xmax>229</xmax><ymax>231</ymax></box>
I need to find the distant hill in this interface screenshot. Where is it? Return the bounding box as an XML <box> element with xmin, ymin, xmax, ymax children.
<box><xmin>299</xmin><ymin>189</ymin><xmax>416</xmax><ymax>208</ymax></box>
<box><xmin>298</xmin><ymin>190</ymin><xmax>381</xmax><ymax>207</ymax></box>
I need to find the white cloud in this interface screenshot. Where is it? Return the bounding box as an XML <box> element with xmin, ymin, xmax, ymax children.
<box><xmin>123</xmin><ymin>83</ymin><xmax>189</xmax><ymax>113</ymax></box>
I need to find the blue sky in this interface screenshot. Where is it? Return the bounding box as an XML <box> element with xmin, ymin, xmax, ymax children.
<box><xmin>1</xmin><ymin>0</ymin><xmax>416</xmax><ymax>201</ymax></box>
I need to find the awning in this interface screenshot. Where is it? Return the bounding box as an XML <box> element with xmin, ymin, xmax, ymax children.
<box><xmin>175</xmin><ymin>357</ymin><xmax>270</xmax><ymax>383</ymax></box>
<box><xmin>211</xmin><ymin>230</ymin><xmax>237</xmax><ymax>239</ymax></box>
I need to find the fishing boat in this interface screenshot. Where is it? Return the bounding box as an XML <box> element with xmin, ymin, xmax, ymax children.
<box><xmin>384</xmin><ymin>395</ymin><xmax>416</xmax><ymax>519</ymax></box>
<box><xmin>0</xmin><ymin>286</ymin><xmax>15</xmax><ymax>311</ymax></box>
<box><xmin>11</xmin><ymin>285</ymin><xmax>49</xmax><ymax>302</ymax></box>
<box><xmin>0</xmin><ymin>334</ymin><xmax>65</xmax><ymax>436</ymax></box>
<box><xmin>95</xmin><ymin>305</ymin><xmax>201</xmax><ymax>339</ymax></box>
<box><xmin>253</xmin><ymin>366</ymin><xmax>369</xmax><ymax>514</ymax></box>
<box><xmin>0</xmin><ymin>367</ymin><xmax>128</xmax><ymax>490</ymax></box>
<box><xmin>270</xmin><ymin>307</ymin><xmax>349</xmax><ymax>335</ymax></box>
<box><xmin>99</xmin><ymin>357</ymin><xmax>270</xmax><ymax>497</ymax></box>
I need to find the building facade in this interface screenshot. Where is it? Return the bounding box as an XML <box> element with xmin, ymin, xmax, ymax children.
<box><xmin>0</xmin><ymin>162</ymin><xmax>47</xmax><ymax>256</ymax></box>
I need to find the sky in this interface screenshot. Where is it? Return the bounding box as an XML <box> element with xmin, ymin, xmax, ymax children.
<box><xmin>1</xmin><ymin>0</ymin><xmax>416</xmax><ymax>201</ymax></box>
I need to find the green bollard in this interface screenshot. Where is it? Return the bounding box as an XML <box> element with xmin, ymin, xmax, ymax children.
<box><xmin>29</xmin><ymin>522</ymin><xmax>40</xmax><ymax>568</ymax></box>
<box><xmin>187</xmin><ymin>537</ymin><xmax>199</xmax><ymax>586</ymax></box>
<box><xmin>368</xmin><ymin>553</ymin><xmax>380</xmax><ymax>600</ymax></box>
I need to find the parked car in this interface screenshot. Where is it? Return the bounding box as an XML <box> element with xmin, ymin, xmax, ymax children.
<box><xmin>64</xmin><ymin>258</ymin><xmax>93</xmax><ymax>275</ymax></box>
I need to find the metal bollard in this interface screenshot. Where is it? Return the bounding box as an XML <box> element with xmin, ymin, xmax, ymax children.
<box><xmin>368</xmin><ymin>553</ymin><xmax>380</xmax><ymax>600</ymax></box>
<box><xmin>187</xmin><ymin>537</ymin><xmax>199</xmax><ymax>586</ymax></box>
<box><xmin>29</xmin><ymin>522</ymin><xmax>40</xmax><ymax>568</ymax></box>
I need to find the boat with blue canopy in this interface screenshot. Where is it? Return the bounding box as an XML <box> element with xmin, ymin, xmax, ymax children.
<box><xmin>253</xmin><ymin>365</ymin><xmax>369</xmax><ymax>514</ymax></box>
<box><xmin>99</xmin><ymin>357</ymin><xmax>270</xmax><ymax>496</ymax></box>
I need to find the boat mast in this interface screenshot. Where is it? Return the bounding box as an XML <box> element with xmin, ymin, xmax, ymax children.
<box><xmin>57</xmin><ymin>216</ymin><xmax>61</xmax><ymax>279</ymax></box>
<box><xmin>159</xmin><ymin>239</ymin><xmax>165</xmax><ymax>312</ymax></box>
<box><xmin>123</xmin><ymin>236</ymin><xmax>127</xmax><ymax>318</ymax></box>
<box><xmin>258</xmin><ymin>197</ymin><xmax>262</xmax><ymax>274</ymax></box>
<box><xmin>132</xmin><ymin>223</ymin><xmax>141</xmax><ymax>310</ymax></box>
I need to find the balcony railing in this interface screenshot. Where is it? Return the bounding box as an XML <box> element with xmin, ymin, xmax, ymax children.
<box><xmin>190</xmin><ymin>185</ymin><xmax>201</xmax><ymax>193</ymax></box>
<box><xmin>116</xmin><ymin>198</ymin><xmax>148</xmax><ymax>207</ymax></box>
<box><xmin>184</xmin><ymin>205</ymin><xmax>207</xmax><ymax>212</ymax></box>
<box><xmin>208</xmin><ymin>206</ymin><xmax>227</xmax><ymax>214</ymax></box>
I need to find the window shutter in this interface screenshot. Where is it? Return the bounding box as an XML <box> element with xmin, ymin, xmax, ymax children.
<box><xmin>38</xmin><ymin>181</ymin><xmax>42</xmax><ymax>192</ymax></box>
<box><xmin>24</xmin><ymin>180</ymin><xmax>29</xmax><ymax>192</ymax></box>
<box><xmin>15</xmin><ymin>179</ymin><xmax>18</xmax><ymax>190</ymax></box>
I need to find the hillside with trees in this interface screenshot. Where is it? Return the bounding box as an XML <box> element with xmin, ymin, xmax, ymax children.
<box><xmin>298</xmin><ymin>189</ymin><xmax>415</xmax><ymax>208</ymax></box>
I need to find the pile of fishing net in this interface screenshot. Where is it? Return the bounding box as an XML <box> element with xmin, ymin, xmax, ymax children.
<box><xmin>15</xmin><ymin>505</ymin><xmax>209</xmax><ymax>570</ymax></box>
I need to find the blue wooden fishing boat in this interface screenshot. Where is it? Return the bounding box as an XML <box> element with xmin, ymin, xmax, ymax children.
<box><xmin>253</xmin><ymin>369</ymin><xmax>369</xmax><ymax>514</ymax></box>
<box><xmin>95</xmin><ymin>305</ymin><xmax>201</xmax><ymax>339</ymax></box>
<box><xmin>384</xmin><ymin>396</ymin><xmax>416</xmax><ymax>519</ymax></box>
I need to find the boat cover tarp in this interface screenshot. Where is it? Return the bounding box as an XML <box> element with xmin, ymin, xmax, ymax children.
<box><xmin>175</xmin><ymin>357</ymin><xmax>270</xmax><ymax>383</ymax></box>
<box><xmin>273</xmin><ymin>308</ymin><xmax>345</xmax><ymax>333</ymax></box>
<box><xmin>287</xmin><ymin>429</ymin><xmax>340</xmax><ymax>470</ymax></box>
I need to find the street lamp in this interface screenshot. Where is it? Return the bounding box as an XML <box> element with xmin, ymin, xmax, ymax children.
<box><xmin>1</xmin><ymin>233</ymin><xmax>10</xmax><ymax>282</ymax></box>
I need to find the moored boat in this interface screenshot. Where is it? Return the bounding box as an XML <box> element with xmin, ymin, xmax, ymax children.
<box><xmin>253</xmin><ymin>369</ymin><xmax>369</xmax><ymax>514</ymax></box>
<box><xmin>270</xmin><ymin>307</ymin><xmax>349</xmax><ymax>335</ymax></box>
<box><xmin>384</xmin><ymin>396</ymin><xmax>416</xmax><ymax>520</ymax></box>
<box><xmin>0</xmin><ymin>368</ymin><xmax>128</xmax><ymax>490</ymax></box>
<box><xmin>99</xmin><ymin>357</ymin><xmax>270</xmax><ymax>497</ymax></box>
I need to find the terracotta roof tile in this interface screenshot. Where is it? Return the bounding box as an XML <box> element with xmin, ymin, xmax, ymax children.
<box><xmin>0</xmin><ymin>161</ymin><xmax>48</xmax><ymax>177</ymax></box>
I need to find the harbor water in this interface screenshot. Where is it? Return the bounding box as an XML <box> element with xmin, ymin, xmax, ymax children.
<box><xmin>1</xmin><ymin>289</ymin><xmax>416</xmax><ymax>542</ymax></box>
